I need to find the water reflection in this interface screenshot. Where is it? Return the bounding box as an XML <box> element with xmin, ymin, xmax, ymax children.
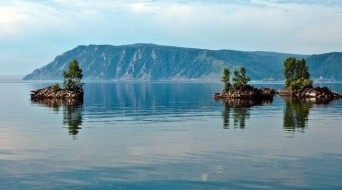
<box><xmin>220</xmin><ymin>98</ymin><xmax>273</xmax><ymax>129</ymax></box>
<box><xmin>282</xmin><ymin>97</ymin><xmax>338</xmax><ymax>133</ymax></box>
<box><xmin>283</xmin><ymin>98</ymin><xmax>311</xmax><ymax>133</ymax></box>
<box><xmin>84</xmin><ymin>83</ymin><xmax>219</xmax><ymax>117</ymax></box>
<box><xmin>31</xmin><ymin>99</ymin><xmax>83</xmax><ymax>138</ymax></box>
<box><xmin>63</xmin><ymin>103</ymin><xmax>83</xmax><ymax>137</ymax></box>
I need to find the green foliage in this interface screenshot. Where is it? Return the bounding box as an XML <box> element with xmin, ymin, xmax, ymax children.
<box><xmin>297</xmin><ymin>59</ymin><xmax>310</xmax><ymax>79</ymax></box>
<box><xmin>289</xmin><ymin>78</ymin><xmax>313</xmax><ymax>91</ymax></box>
<box><xmin>221</xmin><ymin>68</ymin><xmax>231</xmax><ymax>91</ymax></box>
<box><xmin>232</xmin><ymin>67</ymin><xmax>250</xmax><ymax>87</ymax></box>
<box><xmin>63</xmin><ymin>59</ymin><xmax>83</xmax><ymax>90</ymax></box>
<box><xmin>52</xmin><ymin>83</ymin><xmax>60</xmax><ymax>92</ymax></box>
<box><xmin>221</xmin><ymin>67</ymin><xmax>251</xmax><ymax>91</ymax></box>
<box><xmin>283</xmin><ymin>57</ymin><xmax>312</xmax><ymax>91</ymax></box>
<box><xmin>284</xmin><ymin>57</ymin><xmax>297</xmax><ymax>88</ymax></box>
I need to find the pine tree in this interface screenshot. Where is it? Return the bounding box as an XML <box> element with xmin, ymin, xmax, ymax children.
<box><xmin>283</xmin><ymin>57</ymin><xmax>297</xmax><ymax>88</ymax></box>
<box><xmin>283</xmin><ymin>57</ymin><xmax>312</xmax><ymax>91</ymax></box>
<box><xmin>221</xmin><ymin>68</ymin><xmax>231</xmax><ymax>91</ymax></box>
<box><xmin>63</xmin><ymin>59</ymin><xmax>83</xmax><ymax>90</ymax></box>
<box><xmin>232</xmin><ymin>67</ymin><xmax>250</xmax><ymax>87</ymax></box>
<box><xmin>239</xmin><ymin>67</ymin><xmax>250</xmax><ymax>86</ymax></box>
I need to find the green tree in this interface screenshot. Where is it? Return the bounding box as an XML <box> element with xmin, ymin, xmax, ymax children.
<box><xmin>232</xmin><ymin>67</ymin><xmax>250</xmax><ymax>87</ymax></box>
<box><xmin>283</xmin><ymin>57</ymin><xmax>312</xmax><ymax>91</ymax></box>
<box><xmin>221</xmin><ymin>68</ymin><xmax>231</xmax><ymax>92</ymax></box>
<box><xmin>283</xmin><ymin>57</ymin><xmax>297</xmax><ymax>88</ymax></box>
<box><xmin>52</xmin><ymin>82</ymin><xmax>60</xmax><ymax>92</ymax></box>
<box><xmin>289</xmin><ymin>78</ymin><xmax>313</xmax><ymax>91</ymax></box>
<box><xmin>63</xmin><ymin>59</ymin><xmax>83</xmax><ymax>90</ymax></box>
<box><xmin>297</xmin><ymin>59</ymin><xmax>310</xmax><ymax>79</ymax></box>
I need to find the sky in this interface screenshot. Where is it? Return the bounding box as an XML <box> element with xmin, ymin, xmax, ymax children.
<box><xmin>0</xmin><ymin>0</ymin><xmax>342</xmax><ymax>75</ymax></box>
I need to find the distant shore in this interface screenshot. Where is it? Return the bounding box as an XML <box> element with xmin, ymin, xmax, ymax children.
<box><xmin>0</xmin><ymin>75</ymin><xmax>25</xmax><ymax>83</ymax></box>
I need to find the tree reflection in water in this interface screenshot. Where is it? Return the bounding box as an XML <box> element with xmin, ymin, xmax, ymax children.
<box><xmin>220</xmin><ymin>98</ymin><xmax>272</xmax><ymax>129</ymax></box>
<box><xmin>63</xmin><ymin>103</ymin><xmax>83</xmax><ymax>137</ymax></box>
<box><xmin>283</xmin><ymin>98</ymin><xmax>311</xmax><ymax>133</ymax></box>
<box><xmin>31</xmin><ymin>99</ymin><xmax>83</xmax><ymax>138</ymax></box>
<box><xmin>282</xmin><ymin>96</ymin><xmax>338</xmax><ymax>133</ymax></box>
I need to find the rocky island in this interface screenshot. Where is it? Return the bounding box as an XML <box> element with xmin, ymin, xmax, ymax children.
<box><xmin>214</xmin><ymin>57</ymin><xmax>341</xmax><ymax>103</ymax></box>
<box><xmin>279</xmin><ymin>87</ymin><xmax>340</xmax><ymax>100</ymax></box>
<box><xmin>214</xmin><ymin>85</ymin><xmax>276</xmax><ymax>100</ymax></box>
<box><xmin>30</xmin><ymin>86</ymin><xmax>83</xmax><ymax>101</ymax></box>
<box><xmin>278</xmin><ymin>57</ymin><xmax>341</xmax><ymax>103</ymax></box>
<box><xmin>30</xmin><ymin>59</ymin><xmax>84</xmax><ymax>102</ymax></box>
<box><xmin>214</xmin><ymin>67</ymin><xmax>276</xmax><ymax>101</ymax></box>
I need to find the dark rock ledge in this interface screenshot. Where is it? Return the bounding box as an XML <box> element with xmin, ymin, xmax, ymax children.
<box><xmin>30</xmin><ymin>86</ymin><xmax>83</xmax><ymax>101</ymax></box>
<box><xmin>279</xmin><ymin>87</ymin><xmax>341</xmax><ymax>103</ymax></box>
<box><xmin>213</xmin><ymin>85</ymin><xmax>276</xmax><ymax>100</ymax></box>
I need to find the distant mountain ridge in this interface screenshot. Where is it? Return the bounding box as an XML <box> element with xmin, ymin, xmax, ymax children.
<box><xmin>23</xmin><ymin>44</ymin><xmax>342</xmax><ymax>81</ymax></box>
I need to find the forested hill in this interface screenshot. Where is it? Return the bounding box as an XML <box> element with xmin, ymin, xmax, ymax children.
<box><xmin>23</xmin><ymin>44</ymin><xmax>342</xmax><ymax>81</ymax></box>
<box><xmin>306</xmin><ymin>52</ymin><xmax>342</xmax><ymax>81</ymax></box>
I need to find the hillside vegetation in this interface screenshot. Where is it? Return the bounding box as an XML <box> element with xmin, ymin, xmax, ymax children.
<box><xmin>23</xmin><ymin>44</ymin><xmax>341</xmax><ymax>81</ymax></box>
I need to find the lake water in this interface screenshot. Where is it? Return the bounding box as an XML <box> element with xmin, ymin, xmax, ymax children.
<box><xmin>0</xmin><ymin>80</ymin><xmax>341</xmax><ymax>189</ymax></box>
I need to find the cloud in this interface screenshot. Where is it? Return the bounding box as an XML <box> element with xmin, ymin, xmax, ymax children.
<box><xmin>270</xmin><ymin>0</ymin><xmax>342</xmax><ymax>7</ymax></box>
<box><xmin>0</xmin><ymin>0</ymin><xmax>341</xmax><ymax>74</ymax></box>
<box><xmin>1</xmin><ymin>0</ymin><xmax>341</xmax><ymax>45</ymax></box>
<box><xmin>0</xmin><ymin>1</ymin><xmax>37</xmax><ymax>38</ymax></box>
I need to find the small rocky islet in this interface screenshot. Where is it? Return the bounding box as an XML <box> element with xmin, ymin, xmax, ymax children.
<box><xmin>30</xmin><ymin>86</ymin><xmax>83</xmax><ymax>101</ymax></box>
<box><xmin>213</xmin><ymin>85</ymin><xmax>276</xmax><ymax>100</ymax></box>
<box><xmin>278</xmin><ymin>87</ymin><xmax>341</xmax><ymax>104</ymax></box>
<box><xmin>214</xmin><ymin>85</ymin><xmax>341</xmax><ymax>102</ymax></box>
<box><xmin>214</xmin><ymin>58</ymin><xmax>341</xmax><ymax>103</ymax></box>
<box><xmin>279</xmin><ymin>87</ymin><xmax>340</xmax><ymax>99</ymax></box>
<box><xmin>30</xmin><ymin>59</ymin><xmax>84</xmax><ymax>104</ymax></box>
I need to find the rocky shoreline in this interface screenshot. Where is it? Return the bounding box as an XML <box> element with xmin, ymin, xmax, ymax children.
<box><xmin>279</xmin><ymin>87</ymin><xmax>340</xmax><ymax>98</ymax></box>
<box><xmin>213</xmin><ymin>85</ymin><xmax>276</xmax><ymax>100</ymax></box>
<box><xmin>279</xmin><ymin>87</ymin><xmax>341</xmax><ymax>103</ymax></box>
<box><xmin>30</xmin><ymin>86</ymin><xmax>83</xmax><ymax>101</ymax></box>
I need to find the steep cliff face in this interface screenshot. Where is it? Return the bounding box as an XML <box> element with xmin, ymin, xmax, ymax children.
<box><xmin>23</xmin><ymin>44</ymin><xmax>341</xmax><ymax>81</ymax></box>
<box><xmin>24</xmin><ymin>44</ymin><xmax>225</xmax><ymax>80</ymax></box>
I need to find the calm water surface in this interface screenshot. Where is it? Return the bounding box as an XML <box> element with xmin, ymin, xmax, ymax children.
<box><xmin>0</xmin><ymin>80</ymin><xmax>341</xmax><ymax>189</ymax></box>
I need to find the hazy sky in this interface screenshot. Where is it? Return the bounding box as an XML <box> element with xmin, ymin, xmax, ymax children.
<box><xmin>0</xmin><ymin>0</ymin><xmax>341</xmax><ymax>75</ymax></box>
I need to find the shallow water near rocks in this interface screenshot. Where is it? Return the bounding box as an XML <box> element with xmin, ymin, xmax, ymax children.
<box><xmin>0</xmin><ymin>80</ymin><xmax>341</xmax><ymax>189</ymax></box>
